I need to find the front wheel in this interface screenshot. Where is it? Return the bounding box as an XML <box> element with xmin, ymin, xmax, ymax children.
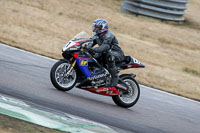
<box><xmin>112</xmin><ymin>77</ymin><xmax>140</xmax><ymax>108</ymax></box>
<box><xmin>50</xmin><ymin>59</ymin><xmax>77</xmax><ymax>91</ymax></box>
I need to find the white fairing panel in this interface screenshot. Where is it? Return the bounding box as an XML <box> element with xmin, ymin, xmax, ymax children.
<box><xmin>131</xmin><ymin>57</ymin><xmax>141</xmax><ymax>65</ymax></box>
<box><xmin>62</xmin><ymin>41</ymin><xmax>76</xmax><ymax>52</ymax></box>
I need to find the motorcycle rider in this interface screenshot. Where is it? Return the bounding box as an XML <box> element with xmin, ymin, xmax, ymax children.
<box><xmin>87</xmin><ymin>19</ymin><xmax>125</xmax><ymax>87</ymax></box>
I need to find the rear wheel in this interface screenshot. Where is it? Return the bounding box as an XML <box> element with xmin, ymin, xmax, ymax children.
<box><xmin>50</xmin><ymin>60</ymin><xmax>77</xmax><ymax>91</ymax></box>
<box><xmin>112</xmin><ymin>77</ymin><xmax>140</xmax><ymax>108</ymax></box>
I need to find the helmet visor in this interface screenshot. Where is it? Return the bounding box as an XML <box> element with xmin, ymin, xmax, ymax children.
<box><xmin>92</xmin><ymin>26</ymin><xmax>100</xmax><ymax>33</ymax></box>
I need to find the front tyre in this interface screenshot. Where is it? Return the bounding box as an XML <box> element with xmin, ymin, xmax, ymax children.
<box><xmin>50</xmin><ymin>60</ymin><xmax>77</xmax><ymax>91</ymax></box>
<box><xmin>112</xmin><ymin>77</ymin><xmax>140</xmax><ymax>108</ymax></box>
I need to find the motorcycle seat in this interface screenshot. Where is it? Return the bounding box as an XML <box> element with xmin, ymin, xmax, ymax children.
<box><xmin>124</xmin><ymin>56</ymin><xmax>131</xmax><ymax>64</ymax></box>
<box><xmin>116</xmin><ymin>56</ymin><xmax>131</xmax><ymax>67</ymax></box>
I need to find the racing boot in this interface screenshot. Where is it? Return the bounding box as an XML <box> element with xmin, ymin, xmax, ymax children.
<box><xmin>108</xmin><ymin>66</ymin><xmax>118</xmax><ymax>87</ymax></box>
<box><xmin>108</xmin><ymin>64</ymin><xmax>129</xmax><ymax>95</ymax></box>
<box><xmin>109</xmin><ymin>68</ymin><xmax>129</xmax><ymax>94</ymax></box>
<box><xmin>118</xmin><ymin>79</ymin><xmax>130</xmax><ymax>95</ymax></box>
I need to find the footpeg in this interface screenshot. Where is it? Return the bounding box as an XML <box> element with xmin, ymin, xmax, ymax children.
<box><xmin>116</xmin><ymin>84</ymin><xmax>129</xmax><ymax>95</ymax></box>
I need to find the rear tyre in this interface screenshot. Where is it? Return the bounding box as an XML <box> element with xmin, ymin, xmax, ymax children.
<box><xmin>112</xmin><ymin>77</ymin><xmax>140</xmax><ymax>108</ymax></box>
<box><xmin>50</xmin><ymin>60</ymin><xmax>77</xmax><ymax>91</ymax></box>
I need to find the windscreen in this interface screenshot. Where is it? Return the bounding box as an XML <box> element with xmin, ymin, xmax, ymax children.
<box><xmin>72</xmin><ymin>31</ymin><xmax>91</xmax><ymax>40</ymax></box>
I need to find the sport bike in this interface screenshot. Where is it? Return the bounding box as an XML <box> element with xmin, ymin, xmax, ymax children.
<box><xmin>50</xmin><ymin>32</ymin><xmax>145</xmax><ymax>108</ymax></box>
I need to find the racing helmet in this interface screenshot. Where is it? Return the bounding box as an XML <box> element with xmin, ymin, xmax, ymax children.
<box><xmin>92</xmin><ymin>19</ymin><xmax>109</xmax><ymax>35</ymax></box>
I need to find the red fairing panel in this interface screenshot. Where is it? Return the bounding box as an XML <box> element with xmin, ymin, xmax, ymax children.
<box><xmin>126</xmin><ymin>64</ymin><xmax>145</xmax><ymax>68</ymax></box>
<box><xmin>88</xmin><ymin>87</ymin><xmax>120</xmax><ymax>96</ymax></box>
<box><xmin>69</xmin><ymin>41</ymin><xmax>80</xmax><ymax>48</ymax></box>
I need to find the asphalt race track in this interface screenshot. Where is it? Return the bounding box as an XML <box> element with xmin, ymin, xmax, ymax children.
<box><xmin>0</xmin><ymin>43</ymin><xmax>200</xmax><ymax>133</ymax></box>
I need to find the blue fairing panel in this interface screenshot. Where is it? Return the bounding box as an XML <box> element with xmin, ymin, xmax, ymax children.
<box><xmin>76</xmin><ymin>58</ymin><xmax>93</xmax><ymax>78</ymax></box>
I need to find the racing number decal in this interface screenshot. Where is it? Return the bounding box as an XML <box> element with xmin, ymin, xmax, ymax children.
<box><xmin>63</xmin><ymin>41</ymin><xmax>76</xmax><ymax>51</ymax></box>
<box><xmin>132</xmin><ymin>57</ymin><xmax>141</xmax><ymax>64</ymax></box>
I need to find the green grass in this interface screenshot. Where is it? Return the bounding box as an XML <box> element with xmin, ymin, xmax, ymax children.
<box><xmin>0</xmin><ymin>114</ymin><xmax>67</xmax><ymax>133</ymax></box>
<box><xmin>183</xmin><ymin>67</ymin><xmax>200</xmax><ymax>77</ymax></box>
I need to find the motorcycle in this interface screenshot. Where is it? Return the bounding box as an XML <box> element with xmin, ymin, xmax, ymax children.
<box><xmin>50</xmin><ymin>32</ymin><xmax>145</xmax><ymax>108</ymax></box>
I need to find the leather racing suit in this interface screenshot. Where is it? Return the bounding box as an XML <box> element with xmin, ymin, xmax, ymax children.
<box><xmin>87</xmin><ymin>30</ymin><xmax>125</xmax><ymax>86</ymax></box>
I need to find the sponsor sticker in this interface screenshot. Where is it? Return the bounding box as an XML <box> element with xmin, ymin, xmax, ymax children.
<box><xmin>80</xmin><ymin>59</ymin><xmax>88</xmax><ymax>66</ymax></box>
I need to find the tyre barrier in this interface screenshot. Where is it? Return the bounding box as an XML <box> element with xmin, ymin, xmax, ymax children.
<box><xmin>121</xmin><ymin>0</ymin><xmax>189</xmax><ymax>21</ymax></box>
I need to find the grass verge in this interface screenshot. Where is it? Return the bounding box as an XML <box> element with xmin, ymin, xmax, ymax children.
<box><xmin>0</xmin><ymin>114</ymin><xmax>67</xmax><ymax>133</ymax></box>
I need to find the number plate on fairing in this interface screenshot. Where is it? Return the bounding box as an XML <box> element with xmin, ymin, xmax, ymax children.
<box><xmin>62</xmin><ymin>41</ymin><xmax>76</xmax><ymax>51</ymax></box>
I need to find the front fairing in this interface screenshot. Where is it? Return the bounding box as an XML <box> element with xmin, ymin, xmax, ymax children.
<box><xmin>62</xmin><ymin>40</ymin><xmax>80</xmax><ymax>52</ymax></box>
<box><xmin>62</xmin><ymin>31</ymin><xmax>92</xmax><ymax>52</ymax></box>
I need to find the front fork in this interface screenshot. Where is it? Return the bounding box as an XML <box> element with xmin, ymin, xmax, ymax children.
<box><xmin>65</xmin><ymin>59</ymin><xmax>76</xmax><ymax>77</ymax></box>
